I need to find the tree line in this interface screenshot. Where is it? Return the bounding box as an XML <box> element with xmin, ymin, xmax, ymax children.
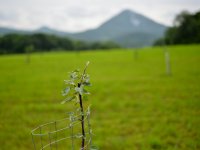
<box><xmin>0</xmin><ymin>33</ymin><xmax>120</xmax><ymax>54</ymax></box>
<box><xmin>154</xmin><ymin>10</ymin><xmax>200</xmax><ymax>45</ymax></box>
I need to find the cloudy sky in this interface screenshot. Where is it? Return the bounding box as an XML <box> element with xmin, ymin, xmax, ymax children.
<box><xmin>0</xmin><ymin>0</ymin><xmax>199</xmax><ymax>32</ymax></box>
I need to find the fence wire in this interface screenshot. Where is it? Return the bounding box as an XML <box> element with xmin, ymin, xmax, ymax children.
<box><xmin>31</xmin><ymin>108</ymin><xmax>93</xmax><ymax>150</ymax></box>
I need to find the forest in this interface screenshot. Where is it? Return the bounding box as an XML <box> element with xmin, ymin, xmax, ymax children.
<box><xmin>0</xmin><ymin>33</ymin><xmax>119</xmax><ymax>54</ymax></box>
<box><xmin>154</xmin><ymin>11</ymin><xmax>200</xmax><ymax>45</ymax></box>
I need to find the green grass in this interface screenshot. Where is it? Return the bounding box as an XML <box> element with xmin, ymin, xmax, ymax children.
<box><xmin>0</xmin><ymin>45</ymin><xmax>200</xmax><ymax>150</ymax></box>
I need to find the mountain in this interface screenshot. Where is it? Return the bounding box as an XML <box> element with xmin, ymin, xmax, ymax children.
<box><xmin>113</xmin><ymin>32</ymin><xmax>162</xmax><ymax>48</ymax></box>
<box><xmin>0</xmin><ymin>9</ymin><xmax>167</xmax><ymax>47</ymax></box>
<box><xmin>68</xmin><ymin>9</ymin><xmax>167</xmax><ymax>47</ymax></box>
<box><xmin>0</xmin><ymin>26</ymin><xmax>68</xmax><ymax>36</ymax></box>
<box><xmin>0</xmin><ymin>27</ymin><xmax>29</xmax><ymax>35</ymax></box>
<box><xmin>35</xmin><ymin>26</ymin><xmax>69</xmax><ymax>37</ymax></box>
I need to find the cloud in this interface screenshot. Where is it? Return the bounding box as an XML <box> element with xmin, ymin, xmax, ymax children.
<box><xmin>0</xmin><ymin>0</ymin><xmax>199</xmax><ymax>32</ymax></box>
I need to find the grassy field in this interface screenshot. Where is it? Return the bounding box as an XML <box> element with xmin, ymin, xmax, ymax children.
<box><xmin>0</xmin><ymin>45</ymin><xmax>199</xmax><ymax>150</ymax></box>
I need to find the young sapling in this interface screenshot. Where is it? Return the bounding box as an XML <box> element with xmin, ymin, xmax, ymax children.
<box><xmin>61</xmin><ymin>61</ymin><xmax>95</xmax><ymax>150</ymax></box>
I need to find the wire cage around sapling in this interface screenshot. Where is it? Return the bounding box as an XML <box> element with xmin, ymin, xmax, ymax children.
<box><xmin>31</xmin><ymin>108</ymin><xmax>93</xmax><ymax>150</ymax></box>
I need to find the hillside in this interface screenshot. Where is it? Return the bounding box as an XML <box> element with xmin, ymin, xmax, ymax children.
<box><xmin>0</xmin><ymin>27</ymin><xmax>29</xmax><ymax>35</ymax></box>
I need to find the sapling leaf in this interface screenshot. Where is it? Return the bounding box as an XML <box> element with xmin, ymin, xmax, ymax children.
<box><xmin>61</xmin><ymin>61</ymin><xmax>95</xmax><ymax>149</ymax></box>
<box><xmin>64</xmin><ymin>80</ymin><xmax>75</xmax><ymax>86</ymax></box>
<box><xmin>62</xmin><ymin>87</ymin><xmax>70</xmax><ymax>96</ymax></box>
<box><xmin>74</xmin><ymin>95</ymin><xmax>79</xmax><ymax>105</ymax></box>
<box><xmin>83</xmin><ymin>88</ymin><xmax>90</xmax><ymax>95</ymax></box>
<box><xmin>61</xmin><ymin>96</ymin><xmax>76</xmax><ymax>104</ymax></box>
<box><xmin>76</xmin><ymin>133</ymin><xmax>83</xmax><ymax>138</ymax></box>
<box><xmin>75</xmin><ymin>86</ymin><xmax>83</xmax><ymax>95</ymax></box>
<box><xmin>83</xmin><ymin>81</ymin><xmax>91</xmax><ymax>86</ymax></box>
<box><xmin>87</xmin><ymin>106</ymin><xmax>91</xmax><ymax>114</ymax></box>
<box><xmin>70</xmin><ymin>72</ymin><xmax>78</xmax><ymax>79</ymax></box>
<box><xmin>86</xmin><ymin>61</ymin><xmax>90</xmax><ymax>66</ymax></box>
<box><xmin>85</xmin><ymin>75</ymin><xmax>90</xmax><ymax>82</ymax></box>
<box><xmin>76</xmin><ymin>108</ymin><xmax>81</xmax><ymax>112</ymax></box>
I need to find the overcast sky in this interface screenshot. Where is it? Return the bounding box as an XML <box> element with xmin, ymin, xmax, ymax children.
<box><xmin>0</xmin><ymin>0</ymin><xmax>199</xmax><ymax>32</ymax></box>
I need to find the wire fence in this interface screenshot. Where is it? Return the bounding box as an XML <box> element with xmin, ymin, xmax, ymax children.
<box><xmin>31</xmin><ymin>108</ymin><xmax>93</xmax><ymax>150</ymax></box>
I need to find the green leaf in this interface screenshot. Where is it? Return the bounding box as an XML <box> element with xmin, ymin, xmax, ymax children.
<box><xmin>84</xmin><ymin>75</ymin><xmax>90</xmax><ymax>82</ymax></box>
<box><xmin>61</xmin><ymin>96</ymin><xmax>76</xmax><ymax>104</ymax></box>
<box><xmin>83</xmin><ymin>88</ymin><xmax>90</xmax><ymax>95</ymax></box>
<box><xmin>83</xmin><ymin>81</ymin><xmax>91</xmax><ymax>86</ymax></box>
<box><xmin>70</xmin><ymin>72</ymin><xmax>78</xmax><ymax>79</ymax></box>
<box><xmin>64</xmin><ymin>80</ymin><xmax>75</xmax><ymax>86</ymax></box>
<box><xmin>62</xmin><ymin>87</ymin><xmax>70</xmax><ymax>96</ymax></box>
<box><xmin>75</xmin><ymin>86</ymin><xmax>83</xmax><ymax>95</ymax></box>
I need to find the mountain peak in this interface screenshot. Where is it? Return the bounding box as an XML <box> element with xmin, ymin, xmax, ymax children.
<box><xmin>98</xmin><ymin>9</ymin><xmax>166</xmax><ymax>33</ymax></box>
<box><xmin>35</xmin><ymin>26</ymin><xmax>69</xmax><ymax>36</ymax></box>
<box><xmin>120</xmin><ymin>9</ymin><xmax>136</xmax><ymax>15</ymax></box>
<box><xmin>117</xmin><ymin>9</ymin><xmax>144</xmax><ymax>18</ymax></box>
<box><xmin>38</xmin><ymin>26</ymin><xmax>52</xmax><ymax>32</ymax></box>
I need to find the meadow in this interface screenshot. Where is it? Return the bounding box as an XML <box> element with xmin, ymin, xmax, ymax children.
<box><xmin>0</xmin><ymin>45</ymin><xmax>199</xmax><ymax>150</ymax></box>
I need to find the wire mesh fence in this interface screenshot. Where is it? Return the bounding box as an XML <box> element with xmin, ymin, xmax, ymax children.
<box><xmin>31</xmin><ymin>108</ymin><xmax>93</xmax><ymax>150</ymax></box>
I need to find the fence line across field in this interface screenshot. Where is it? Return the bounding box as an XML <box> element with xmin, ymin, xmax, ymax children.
<box><xmin>31</xmin><ymin>110</ymin><xmax>92</xmax><ymax>150</ymax></box>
